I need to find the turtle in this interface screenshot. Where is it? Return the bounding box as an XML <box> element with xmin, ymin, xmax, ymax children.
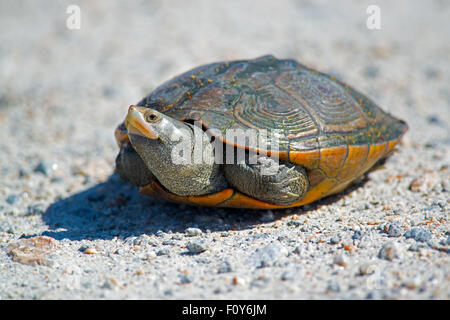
<box><xmin>114</xmin><ymin>55</ymin><xmax>407</xmax><ymax>209</ymax></box>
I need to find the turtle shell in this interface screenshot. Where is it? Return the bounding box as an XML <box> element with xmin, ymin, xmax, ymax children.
<box><xmin>116</xmin><ymin>55</ymin><xmax>407</xmax><ymax>209</ymax></box>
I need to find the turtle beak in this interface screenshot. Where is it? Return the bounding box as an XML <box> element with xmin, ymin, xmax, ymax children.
<box><xmin>125</xmin><ymin>105</ymin><xmax>159</xmax><ymax>140</ymax></box>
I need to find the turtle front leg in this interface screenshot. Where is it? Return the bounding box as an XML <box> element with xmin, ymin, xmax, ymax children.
<box><xmin>224</xmin><ymin>154</ymin><xmax>309</xmax><ymax>205</ymax></box>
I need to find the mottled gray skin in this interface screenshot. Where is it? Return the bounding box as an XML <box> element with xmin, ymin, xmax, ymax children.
<box><xmin>117</xmin><ymin>110</ymin><xmax>309</xmax><ymax>204</ymax></box>
<box><xmin>115</xmin><ymin>141</ymin><xmax>154</xmax><ymax>187</ymax></box>
<box><xmin>129</xmin><ymin>115</ymin><xmax>228</xmax><ymax>196</ymax></box>
<box><xmin>224</xmin><ymin>155</ymin><xmax>309</xmax><ymax>205</ymax></box>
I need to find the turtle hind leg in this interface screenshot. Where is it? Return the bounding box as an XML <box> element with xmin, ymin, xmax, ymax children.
<box><xmin>115</xmin><ymin>142</ymin><xmax>155</xmax><ymax>187</ymax></box>
<box><xmin>224</xmin><ymin>155</ymin><xmax>309</xmax><ymax>205</ymax></box>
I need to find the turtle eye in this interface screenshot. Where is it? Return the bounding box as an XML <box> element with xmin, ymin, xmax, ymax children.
<box><xmin>145</xmin><ymin>112</ymin><xmax>160</xmax><ymax>123</ymax></box>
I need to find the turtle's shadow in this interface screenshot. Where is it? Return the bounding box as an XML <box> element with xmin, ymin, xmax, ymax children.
<box><xmin>41</xmin><ymin>174</ymin><xmax>370</xmax><ymax>241</ymax></box>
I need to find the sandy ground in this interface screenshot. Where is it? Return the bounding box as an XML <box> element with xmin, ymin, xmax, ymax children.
<box><xmin>0</xmin><ymin>0</ymin><xmax>448</xmax><ymax>299</ymax></box>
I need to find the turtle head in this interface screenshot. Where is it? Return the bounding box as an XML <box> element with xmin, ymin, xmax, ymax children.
<box><xmin>125</xmin><ymin>104</ymin><xmax>194</xmax><ymax>173</ymax></box>
<box><xmin>125</xmin><ymin>105</ymin><xmax>185</xmax><ymax>143</ymax></box>
<box><xmin>124</xmin><ymin>105</ymin><xmax>226</xmax><ymax>196</ymax></box>
<box><xmin>124</xmin><ymin>104</ymin><xmax>193</xmax><ymax>191</ymax></box>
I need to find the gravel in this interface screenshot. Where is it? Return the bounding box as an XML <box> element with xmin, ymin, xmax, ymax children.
<box><xmin>333</xmin><ymin>254</ymin><xmax>349</xmax><ymax>267</ymax></box>
<box><xmin>386</xmin><ymin>223</ymin><xmax>403</xmax><ymax>237</ymax></box>
<box><xmin>34</xmin><ymin>161</ymin><xmax>55</xmax><ymax>176</ymax></box>
<box><xmin>329</xmin><ymin>236</ymin><xmax>341</xmax><ymax>245</ymax></box>
<box><xmin>186</xmin><ymin>240</ymin><xmax>208</xmax><ymax>254</ymax></box>
<box><xmin>404</xmin><ymin>228</ymin><xmax>433</xmax><ymax>243</ymax></box>
<box><xmin>184</xmin><ymin>228</ymin><xmax>203</xmax><ymax>237</ymax></box>
<box><xmin>379</xmin><ymin>242</ymin><xmax>402</xmax><ymax>261</ymax></box>
<box><xmin>218</xmin><ymin>261</ymin><xmax>233</xmax><ymax>274</ymax></box>
<box><xmin>327</xmin><ymin>280</ymin><xmax>341</xmax><ymax>293</ymax></box>
<box><xmin>180</xmin><ymin>274</ymin><xmax>194</xmax><ymax>284</ymax></box>
<box><xmin>157</xmin><ymin>249</ymin><xmax>170</xmax><ymax>256</ymax></box>
<box><xmin>245</xmin><ymin>243</ymin><xmax>287</xmax><ymax>268</ymax></box>
<box><xmin>280</xmin><ymin>271</ymin><xmax>296</xmax><ymax>281</ymax></box>
<box><xmin>0</xmin><ymin>0</ymin><xmax>448</xmax><ymax>300</ymax></box>
<box><xmin>359</xmin><ymin>262</ymin><xmax>378</xmax><ymax>276</ymax></box>
<box><xmin>352</xmin><ymin>230</ymin><xmax>363</xmax><ymax>241</ymax></box>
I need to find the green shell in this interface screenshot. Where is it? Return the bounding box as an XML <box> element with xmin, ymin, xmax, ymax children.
<box><xmin>126</xmin><ymin>55</ymin><xmax>407</xmax><ymax>152</ymax></box>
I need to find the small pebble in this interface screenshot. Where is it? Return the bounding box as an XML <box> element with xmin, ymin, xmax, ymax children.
<box><xmin>363</xmin><ymin>65</ymin><xmax>379</xmax><ymax>78</ymax></box>
<box><xmin>124</xmin><ymin>237</ymin><xmax>138</xmax><ymax>245</ymax></box>
<box><xmin>326</xmin><ymin>280</ymin><xmax>341</xmax><ymax>292</ymax></box>
<box><xmin>404</xmin><ymin>228</ymin><xmax>432</xmax><ymax>242</ymax></box>
<box><xmin>385</xmin><ymin>223</ymin><xmax>403</xmax><ymax>237</ymax></box>
<box><xmin>213</xmin><ymin>287</ymin><xmax>225</xmax><ymax>294</ymax></box>
<box><xmin>352</xmin><ymin>230</ymin><xmax>362</xmax><ymax>240</ymax></box>
<box><xmin>6</xmin><ymin>194</ymin><xmax>21</xmax><ymax>205</ymax></box>
<box><xmin>78</xmin><ymin>245</ymin><xmax>89</xmax><ymax>252</ymax></box>
<box><xmin>435</xmin><ymin>200</ymin><xmax>446</xmax><ymax>209</ymax></box>
<box><xmin>329</xmin><ymin>236</ymin><xmax>340</xmax><ymax>245</ymax></box>
<box><xmin>232</xmin><ymin>276</ymin><xmax>246</xmax><ymax>286</ymax></box>
<box><xmin>250</xmin><ymin>276</ymin><xmax>270</xmax><ymax>288</ymax></box>
<box><xmin>287</xmin><ymin>220</ymin><xmax>302</xmax><ymax>227</ymax></box>
<box><xmin>26</xmin><ymin>203</ymin><xmax>46</xmax><ymax>215</ymax></box>
<box><xmin>292</xmin><ymin>246</ymin><xmax>303</xmax><ymax>256</ymax></box>
<box><xmin>409</xmin><ymin>172</ymin><xmax>438</xmax><ymax>193</ymax></box>
<box><xmin>408</xmin><ymin>243</ymin><xmax>419</xmax><ymax>252</ymax></box>
<box><xmin>366</xmin><ymin>290</ymin><xmax>384</xmax><ymax>300</ymax></box>
<box><xmin>218</xmin><ymin>261</ymin><xmax>233</xmax><ymax>274</ymax></box>
<box><xmin>379</xmin><ymin>241</ymin><xmax>401</xmax><ymax>261</ymax></box>
<box><xmin>186</xmin><ymin>240</ymin><xmax>208</xmax><ymax>254</ymax></box>
<box><xmin>134</xmin><ymin>234</ymin><xmax>153</xmax><ymax>245</ymax></box>
<box><xmin>171</xmin><ymin>234</ymin><xmax>183</xmax><ymax>240</ymax></box>
<box><xmin>18</xmin><ymin>168</ymin><xmax>31</xmax><ymax>178</ymax></box>
<box><xmin>103</xmin><ymin>85</ymin><xmax>117</xmax><ymax>98</ymax></box>
<box><xmin>50</xmin><ymin>176</ymin><xmax>63</xmax><ymax>183</ymax></box>
<box><xmin>34</xmin><ymin>161</ymin><xmax>56</xmax><ymax>176</ymax></box>
<box><xmin>342</xmin><ymin>243</ymin><xmax>355</xmax><ymax>254</ymax></box>
<box><xmin>102</xmin><ymin>278</ymin><xmax>123</xmax><ymax>290</ymax></box>
<box><xmin>245</xmin><ymin>243</ymin><xmax>287</xmax><ymax>268</ymax></box>
<box><xmin>424</xmin><ymin>67</ymin><xmax>440</xmax><ymax>79</ymax></box>
<box><xmin>156</xmin><ymin>230</ymin><xmax>165</xmax><ymax>237</ymax></box>
<box><xmin>157</xmin><ymin>248</ymin><xmax>169</xmax><ymax>256</ymax></box>
<box><xmin>185</xmin><ymin>227</ymin><xmax>203</xmax><ymax>237</ymax></box>
<box><xmin>359</xmin><ymin>262</ymin><xmax>378</xmax><ymax>275</ymax></box>
<box><xmin>83</xmin><ymin>247</ymin><xmax>98</xmax><ymax>255</ymax></box>
<box><xmin>333</xmin><ymin>254</ymin><xmax>348</xmax><ymax>267</ymax></box>
<box><xmin>180</xmin><ymin>274</ymin><xmax>193</xmax><ymax>284</ymax></box>
<box><xmin>8</xmin><ymin>236</ymin><xmax>59</xmax><ymax>266</ymax></box>
<box><xmin>403</xmin><ymin>277</ymin><xmax>422</xmax><ymax>290</ymax></box>
<box><xmin>164</xmin><ymin>289</ymin><xmax>174</xmax><ymax>296</ymax></box>
<box><xmin>440</xmin><ymin>236</ymin><xmax>450</xmax><ymax>246</ymax></box>
<box><xmin>136</xmin><ymin>269</ymin><xmax>144</xmax><ymax>276</ymax></box>
<box><xmin>281</xmin><ymin>271</ymin><xmax>295</xmax><ymax>281</ymax></box>
<box><xmin>144</xmin><ymin>251</ymin><xmax>156</xmax><ymax>260</ymax></box>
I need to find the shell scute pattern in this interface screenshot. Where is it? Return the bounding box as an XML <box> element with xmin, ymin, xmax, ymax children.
<box><xmin>137</xmin><ymin>55</ymin><xmax>406</xmax><ymax>152</ymax></box>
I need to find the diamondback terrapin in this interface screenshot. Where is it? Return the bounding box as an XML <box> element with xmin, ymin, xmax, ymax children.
<box><xmin>115</xmin><ymin>55</ymin><xmax>407</xmax><ymax>209</ymax></box>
